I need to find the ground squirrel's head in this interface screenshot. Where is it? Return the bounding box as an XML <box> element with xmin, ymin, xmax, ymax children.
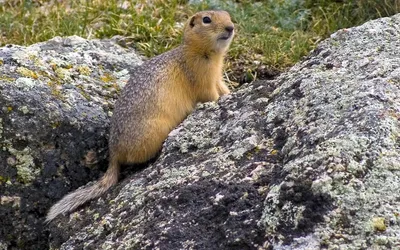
<box><xmin>183</xmin><ymin>10</ymin><xmax>234</xmax><ymax>55</ymax></box>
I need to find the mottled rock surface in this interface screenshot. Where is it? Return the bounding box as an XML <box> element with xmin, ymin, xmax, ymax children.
<box><xmin>2</xmin><ymin>14</ymin><xmax>400</xmax><ymax>250</ymax></box>
<box><xmin>0</xmin><ymin>36</ymin><xmax>142</xmax><ymax>249</ymax></box>
<box><xmin>48</xmin><ymin>14</ymin><xmax>400</xmax><ymax>250</ymax></box>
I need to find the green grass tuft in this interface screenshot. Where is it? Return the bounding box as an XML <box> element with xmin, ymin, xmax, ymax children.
<box><xmin>1</xmin><ymin>0</ymin><xmax>399</xmax><ymax>82</ymax></box>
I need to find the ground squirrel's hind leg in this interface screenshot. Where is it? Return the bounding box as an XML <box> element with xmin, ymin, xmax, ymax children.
<box><xmin>217</xmin><ymin>81</ymin><xmax>231</xmax><ymax>95</ymax></box>
<box><xmin>123</xmin><ymin>121</ymin><xmax>170</xmax><ymax>164</ymax></box>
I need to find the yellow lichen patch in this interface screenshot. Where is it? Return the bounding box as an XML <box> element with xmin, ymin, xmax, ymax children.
<box><xmin>47</xmin><ymin>81</ymin><xmax>65</xmax><ymax>100</ymax></box>
<box><xmin>102</xmin><ymin>82</ymin><xmax>121</xmax><ymax>93</ymax></box>
<box><xmin>51</xmin><ymin>121</ymin><xmax>61</xmax><ymax>129</ymax></box>
<box><xmin>28</xmin><ymin>54</ymin><xmax>43</xmax><ymax>67</ymax></box>
<box><xmin>372</xmin><ymin>217</ymin><xmax>387</xmax><ymax>231</ymax></box>
<box><xmin>54</xmin><ymin>67</ymin><xmax>71</xmax><ymax>81</ymax></box>
<box><xmin>0</xmin><ymin>75</ymin><xmax>15</xmax><ymax>81</ymax></box>
<box><xmin>270</xmin><ymin>149</ymin><xmax>279</xmax><ymax>155</ymax></box>
<box><xmin>100</xmin><ymin>72</ymin><xmax>116</xmax><ymax>83</ymax></box>
<box><xmin>77</xmin><ymin>65</ymin><xmax>92</xmax><ymax>76</ymax></box>
<box><xmin>16</xmin><ymin>67</ymin><xmax>39</xmax><ymax>79</ymax></box>
<box><xmin>77</xmin><ymin>84</ymin><xmax>91</xmax><ymax>101</ymax></box>
<box><xmin>387</xmin><ymin>110</ymin><xmax>400</xmax><ymax>120</ymax></box>
<box><xmin>245</xmin><ymin>152</ymin><xmax>253</xmax><ymax>159</ymax></box>
<box><xmin>65</xmin><ymin>64</ymin><xmax>73</xmax><ymax>69</ymax></box>
<box><xmin>113</xmin><ymin>82</ymin><xmax>121</xmax><ymax>91</ymax></box>
<box><xmin>50</xmin><ymin>63</ymin><xmax>57</xmax><ymax>71</ymax></box>
<box><xmin>0</xmin><ymin>58</ymin><xmax>3</xmax><ymax>66</ymax></box>
<box><xmin>7</xmin><ymin>106</ymin><xmax>12</xmax><ymax>112</ymax></box>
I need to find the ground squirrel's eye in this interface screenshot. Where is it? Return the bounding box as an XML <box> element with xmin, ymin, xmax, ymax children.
<box><xmin>202</xmin><ymin>16</ymin><xmax>212</xmax><ymax>24</ymax></box>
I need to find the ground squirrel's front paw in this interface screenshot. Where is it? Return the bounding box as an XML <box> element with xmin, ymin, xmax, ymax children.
<box><xmin>218</xmin><ymin>81</ymin><xmax>231</xmax><ymax>95</ymax></box>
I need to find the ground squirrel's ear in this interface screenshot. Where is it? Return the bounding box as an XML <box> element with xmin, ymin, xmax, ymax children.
<box><xmin>189</xmin><ymin>15</ymin><xmax>195</xmax><ymax>28</ymax></box>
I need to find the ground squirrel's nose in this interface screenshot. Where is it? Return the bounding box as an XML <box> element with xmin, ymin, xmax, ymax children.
<box><xmin>225</xmin><ymin>26</ymin><xmax>234</xmax><ymax>33</ymax></box>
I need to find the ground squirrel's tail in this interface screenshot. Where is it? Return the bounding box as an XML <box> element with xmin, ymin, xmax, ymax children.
<box><xmin>45</xmin><ymin>159</ymin><xmax>119</xmax><ymax>222</ymax></box>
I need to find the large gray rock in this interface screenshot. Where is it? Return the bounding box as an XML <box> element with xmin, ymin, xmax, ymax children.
<box><xmin>1</xmin><ymin>14</ymin><xmax>400</xmax><ymax>250</ymax></box>
<box><xmin>48</xmin><ymin>14</ymin><xmax>400</xmax><ymax>249</ymax></box>
<box><xmin>0</xmin><ymin>36</ymin><xmax>142</xmax><ymax>249</ymax></box>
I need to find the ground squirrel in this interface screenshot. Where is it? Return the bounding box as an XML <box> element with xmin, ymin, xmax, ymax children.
<box><xmin>46</xmin><ymin>10</ymin><xmax>234</xmax><ymax>222</ymax></box>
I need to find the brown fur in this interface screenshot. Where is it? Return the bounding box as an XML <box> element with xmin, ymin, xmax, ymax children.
<box><xmin>46</xmin><ymin>10</ymin><xmax>234</xmax><ymax>222</ymax></box>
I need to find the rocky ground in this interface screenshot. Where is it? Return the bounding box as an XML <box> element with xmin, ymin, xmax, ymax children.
<box><xmin>1</xmin><ymin>14</ymin><xmax>400</xmax><ymax>250</ymax></box>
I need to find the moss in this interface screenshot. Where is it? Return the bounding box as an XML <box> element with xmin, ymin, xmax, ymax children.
<box><xmin>8</xmin><ymin>146</ymin><xmax>40</xmax><ymax>184</ymax></box>
<box><xmin>16</xmin><ymin>67</ymin><xmax>39</xmax><ymax>79</ymax></box>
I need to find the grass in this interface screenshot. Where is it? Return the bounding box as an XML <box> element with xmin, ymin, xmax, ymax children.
<box><xmin>1</xmin><ymin>0</ymin><xmax>400</xmax><ymax>83</ymax></box>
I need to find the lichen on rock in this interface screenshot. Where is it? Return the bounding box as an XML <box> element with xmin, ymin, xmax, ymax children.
<box><xmin>7</xmin><ymin>146</ymin><xmax>39</xmax><ymax>184</ymax></box>
<box><xmin>1</xmin><ymin>13</ymin><xmax>400</xmax><ymax>250</ymax></box>
<box><xmin>0</xmin><ymin>35</ymin><xmax>142</xmax><ymax>249</ymax></box>
<box><xmin>47</xmin><ymin>14</ymin><xmax>400</xmax><ymax>250</ymax></box>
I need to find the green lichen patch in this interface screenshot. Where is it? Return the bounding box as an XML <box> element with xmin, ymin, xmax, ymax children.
<box><xmin>0</xmin><ymin>196</ymin><xmax>21</xmax><ymax>207</ymax></box>
<box><xmin>16</xmin><ymin>67</ymin><xmax>39</xmax><ymax>79</ymax></box>
<box><xmin>0</xmin><ymin>175</ymin><xmax>11</xmax><ymax>185</ymax></box>
<box><xmin>15</xmin><ymin>77</ymin><xmax>36</xmax><ymax>90</ymax></box>
<box><xmin>18</xmin><ymin>106</ymin><xmax>30</xmax><ymax>115</ymax></box>
<box><xmin>8</xmin><ymin>146</ymin><xmax>40</xmax><ymax>185</ymax></box>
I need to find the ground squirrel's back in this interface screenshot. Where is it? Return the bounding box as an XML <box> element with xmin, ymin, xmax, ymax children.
<box><xmin>46</xmin><ymin>10</ymin><xmax>234</xmax><ymax>222</ymax></box>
